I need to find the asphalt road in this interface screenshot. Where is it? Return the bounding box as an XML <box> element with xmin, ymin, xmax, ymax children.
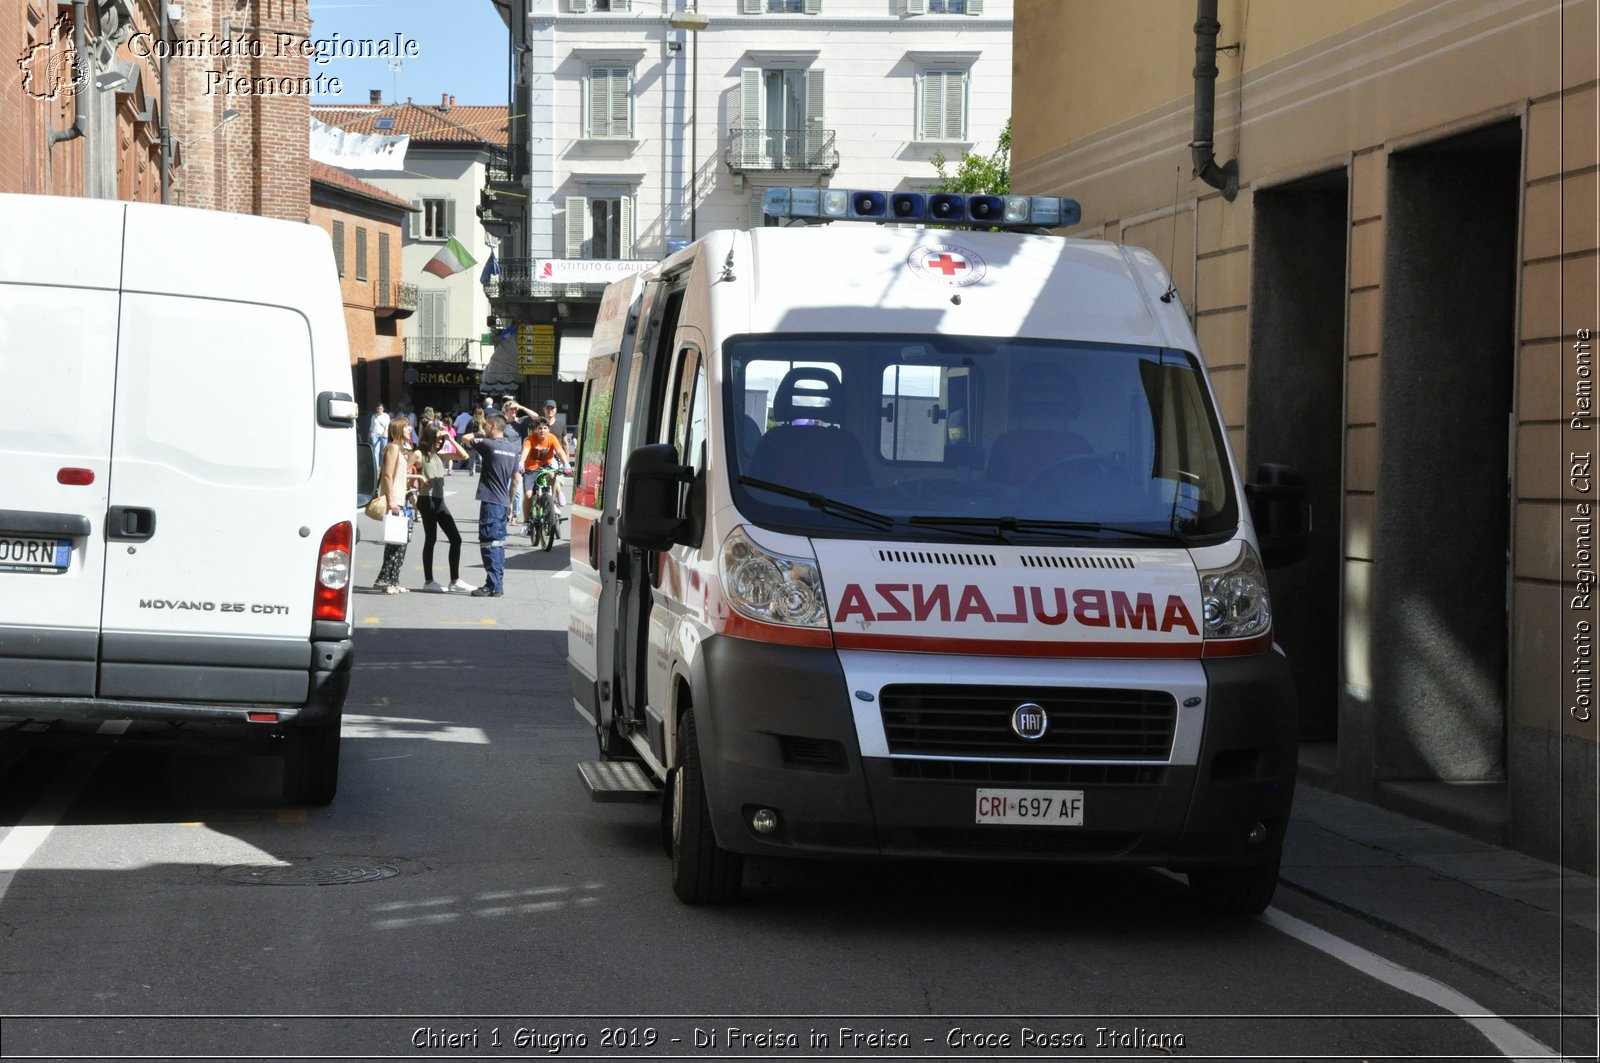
<box><xmin>0</xmin><ymin>487</ymin><xmax>1587</xmax><ymax>1061</ymax></box>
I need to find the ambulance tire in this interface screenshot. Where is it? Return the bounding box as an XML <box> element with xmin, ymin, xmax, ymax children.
<box><xmin>670</xmin><ymin>711</ymin><xmax>743</xmax><ymax>904</ymax></box>
<box><xmin>660</xmin><ymin>768</ymin><xmax>676</xmax><ymax>856</ymax></box>
<box><xmin>1186</xmin><ymin>854</ymin><xmax>1280</xmax><ymax>916</ymax></box>
<box><xmin>282</xmin><ymin>717</ymin><xmax>341</xmax><ymax>806</ymax></box>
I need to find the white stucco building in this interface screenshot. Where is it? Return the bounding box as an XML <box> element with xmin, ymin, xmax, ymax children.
<box><xmin>487</xmin><ymin>0</ymin><xmax>1013</xmax><ymax>399</ymax></box>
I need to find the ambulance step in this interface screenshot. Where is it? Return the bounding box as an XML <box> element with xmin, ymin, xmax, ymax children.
<box><xmin>578</xmin><ymin>760</ymin><xmax>660</xmax><ymax>803</ymax></box>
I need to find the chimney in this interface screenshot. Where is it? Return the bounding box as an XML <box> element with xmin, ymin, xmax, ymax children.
<box><xmin>439</xmin><ymin>92</ymin><xmax>451</xmax><ymax>112</ymax></box>
<box><xmin>369</xmin><ymin>89</ymin><xmax>382</xmax><ymax>104</ymax></box>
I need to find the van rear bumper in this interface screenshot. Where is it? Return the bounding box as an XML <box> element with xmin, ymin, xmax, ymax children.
<box><xmin>694</xmin><ymin>637</ymin><xmax>1296</xmax><ymax>866</ymax></box>
<box><xmin>0</xmin><ymin>629</ymin><xmax>353</xmax><ymax>731</ymax></box>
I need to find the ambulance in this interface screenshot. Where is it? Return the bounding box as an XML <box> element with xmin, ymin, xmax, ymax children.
<box><xmin>0</xmin><ymin>194</ymin><xmax>359</xmax><ymax>805</ymax></box>
<box><xmin>569</xmin><ymin>188</ymin><xmax>1309</xmax><ymax>913</ymax></box>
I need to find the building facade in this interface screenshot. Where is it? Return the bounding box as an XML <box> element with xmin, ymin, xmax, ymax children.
<box><xmin>1012</xmin><ymin>0</ymin><xmax>1597</xmax><ymax>871</ymax></box>
<box><xmin>488</xmin><ymin>0</ymin><xmax>1012</xmax><ymax>412</ymax></box>
<box><xmin>313</xmin><ymin>96</ymin><xmax>508</xmax><ymax>415</ymax></box>
<box><xmin>4</xmin><ymin>0</ymin><xmax>310</xmax><ymax>216</ymax></box>
<box><xmin>309</xmin><ymin>161</ymin><xmax>415</xmax><ymax>417</ymax></box>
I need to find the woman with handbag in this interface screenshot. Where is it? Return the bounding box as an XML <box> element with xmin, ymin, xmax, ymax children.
<box><xmin>415</xmin><ymin>424</ymin><xmax>471</xmax><ymax>592</ymax></box>
<box><xmin>373</xmin><ymin>417</ymin><xmax>419</xmax><ymax>594</ymax></box>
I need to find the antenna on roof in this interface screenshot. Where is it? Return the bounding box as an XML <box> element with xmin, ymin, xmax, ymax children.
<box><xmin>387</xmin><ymin>58</ymin><xmax>402</xmax><ymax>104</ymax></box>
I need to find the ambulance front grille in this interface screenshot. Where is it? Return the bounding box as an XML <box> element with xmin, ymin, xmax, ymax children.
<box><xmin>879</xmin><ymin>685</ymin><xmax>1176</xmax><ymax>761</ymax></box>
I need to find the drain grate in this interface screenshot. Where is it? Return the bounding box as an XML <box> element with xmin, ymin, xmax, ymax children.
<box><xmin>218</xmin><ymin>862</ymin><xmax>399</xmax><ymax>886</ymax></box>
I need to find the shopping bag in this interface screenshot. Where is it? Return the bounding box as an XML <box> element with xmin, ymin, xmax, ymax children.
<box><xmin>381</xmin><ymin>510</ymin><xmax>409</xmax><ymax>545</ymax></box>
<box><xmin>363</xmin><ymin>492</ymin><xmax>388</xmax><ymax>520</ymax></box>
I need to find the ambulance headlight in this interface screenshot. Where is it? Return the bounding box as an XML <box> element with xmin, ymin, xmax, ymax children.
<box><xmin>1199</xmin><ymin>543</ymin><xmax>1271</xmax><ymax>640</ymax></box>
<box><xmin>719</xmin><ymin>526</ymin><xmax>828</xmax><ymax>629</ymax></box>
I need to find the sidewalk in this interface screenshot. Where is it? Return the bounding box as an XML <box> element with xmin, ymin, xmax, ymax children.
<box><xmin>1283</xmin><ymin>783</ymin><xmax>1597</xmax><ymax>1016</ymax></box>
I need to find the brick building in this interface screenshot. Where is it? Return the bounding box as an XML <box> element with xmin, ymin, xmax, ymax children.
<box><xmin>4</xmin><ymin>0</ymin><xmax>311</xmax><ymax>218</ymax></box>
<box><xmin>310</xmin><ymin>161</ymin><xmax>416</xmax><ymax>419</ymax></box>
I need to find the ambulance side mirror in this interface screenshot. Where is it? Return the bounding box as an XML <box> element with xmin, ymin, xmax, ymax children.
<box><xmin>618</xmin><ymin>443</ymin><xmax>693</xmax><ymax>551</ymax></box>
<box><xmin>1245</xmin><ymin>463</ymin><xmax>1311</xmax><ymax>568</ymax></box>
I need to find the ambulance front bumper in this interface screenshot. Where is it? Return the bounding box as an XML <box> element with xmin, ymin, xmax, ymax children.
<box><xmin>692</xmin><ymin>636</ymin><xmax>1296</xmax><ymax>866</ymax></box>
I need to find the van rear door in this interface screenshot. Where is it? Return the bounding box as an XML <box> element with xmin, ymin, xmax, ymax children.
<box><xmin>95</xmin><ymin>290</ymin><xmax>320</xmax><ymax>705</ymax></box>
<box><xmin>0</xmin><ymin>198</ymin><xmax>124</xmax><ymax>698</ymax></box>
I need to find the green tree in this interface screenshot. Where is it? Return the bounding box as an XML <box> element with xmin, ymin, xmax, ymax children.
<box><xmin>930</xmin><ymin>119</ymin><xmax>1011</xmax><ymax>195</ymax></box>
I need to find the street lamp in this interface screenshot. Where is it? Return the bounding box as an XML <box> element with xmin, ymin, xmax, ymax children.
<box><xmin>667</xmin><ymin>9</ymin><xmax>709</xmax><ymax>241</ymax></box>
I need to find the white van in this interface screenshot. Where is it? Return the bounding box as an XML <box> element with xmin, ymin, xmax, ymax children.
<box><xmin>0</xmin><ymin>194</ymin><xmax>359</xmax><ymax>805</ymax></box>
<box><xmin>571</xmin><ymin>190</ymin><xmax>1309</xmax><ymax>912</ymax></box>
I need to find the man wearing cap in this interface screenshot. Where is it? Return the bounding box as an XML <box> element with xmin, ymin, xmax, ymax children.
<box><xmin>539</xmin><ymin>400</ymin><xmax>568</xmax><ymax>518</ymax></box>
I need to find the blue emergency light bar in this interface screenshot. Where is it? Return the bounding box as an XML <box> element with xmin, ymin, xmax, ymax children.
<box><xmin>761</xmin><ymin>187</ymin><xmax>1081</xmax><ymax>230</ymax></box>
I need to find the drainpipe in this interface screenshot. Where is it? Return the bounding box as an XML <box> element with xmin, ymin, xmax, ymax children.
<box><xmin>159</xmin><ymin>0</ymin><xmax>170</xmax><ymax>203</ymax></box>
<box><xmin>1190</xmin><ymin>0</ymin><xmax>1238</xmax><ymax>201</ymax></box>
<box><xmin>48</xmin><ymin>0</ymin><xmax>90</xmax><ymax>146</ymax></box>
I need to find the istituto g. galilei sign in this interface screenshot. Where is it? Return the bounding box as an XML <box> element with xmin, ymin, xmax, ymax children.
<box><xmin>532</xmin><ymin>259</ymin><xmax>657</xmax><ymax>285</ymax></box>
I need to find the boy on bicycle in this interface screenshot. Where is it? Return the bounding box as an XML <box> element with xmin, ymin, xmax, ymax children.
<box><xmin>519</xmin><ymin>417</ymin><xmax>570</xmax><ymax>528</ymax></box>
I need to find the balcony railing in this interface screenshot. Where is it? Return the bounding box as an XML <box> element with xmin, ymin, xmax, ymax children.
<box><xmin>723</xmin><ymin>127</ymin><xmax>839</xmax><ymax>174</ymax></box>
<box><xmin>485</xmin><ymin>145</ymin><xmax>528</xmax><ymax>186</ymax></box>
<box><xmin>485</xmin><ymin>258</ymin><xmax>608</xmax><ymax>301</ymax></box>
<box><xmin>374</xmin><ymin>280</ymin><xmax>418</xmax><ymax>317</ymax></box>
<box><xmin>402</xmin><ymin>337</ymin><xmax>473</xmax><ymax>363</ymax></box>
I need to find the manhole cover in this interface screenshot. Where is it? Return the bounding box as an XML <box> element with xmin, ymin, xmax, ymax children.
<box><xmin>217</xmin><ymin>862</ymin><xmax>398</xmax><ymax>886</ymax></box>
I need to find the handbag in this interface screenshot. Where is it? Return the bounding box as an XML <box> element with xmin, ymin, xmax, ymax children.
<box><xmin>381</xmin><ymin>510</ymin><xmax>410</xmax><ymax>545</ymax></box>
<box><xmin>363</xmin><ymin>492</ymin><xmax>388</xmax><ymax>520</ymax></box>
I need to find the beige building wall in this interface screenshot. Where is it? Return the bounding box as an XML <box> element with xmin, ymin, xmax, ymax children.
<box><xmin>1013</xmin><ymin>0</ymin><xmax>1598</xmax><ymax>870</ymax></box>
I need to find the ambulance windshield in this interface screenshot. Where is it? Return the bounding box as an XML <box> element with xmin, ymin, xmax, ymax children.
<box><xmin>724</xmin><ymin>335</ymin><xmax>1238</xmax><ymax>542</ymax></box>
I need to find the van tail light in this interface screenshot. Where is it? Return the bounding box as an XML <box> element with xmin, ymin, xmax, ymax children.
<box><xmin>313</xmin><ymin>521</ymin><xmax>353</xmax><ymax>622</ymax></box>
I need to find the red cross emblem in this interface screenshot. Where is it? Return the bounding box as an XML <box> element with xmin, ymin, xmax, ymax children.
<box><xmin>907</xmin><ymin>243</ymin><xmax>987</xmax><ymax>286</ymax></box>
<box><xmin>924</xmin><ymin>252</ymin><xmax>967</xmax><ymax>275</ymax></box>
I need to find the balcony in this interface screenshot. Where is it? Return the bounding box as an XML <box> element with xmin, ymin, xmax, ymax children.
<box><xmin>485</xmin><ymin>258</ymin><xmax>608</xmax><ymax>302</ymax></box>
<box><xmin>723</xmin><ymin>127</ymin><xmax>839</xmax><ymax>174</ymax></box>
<box><xmin>403</xmin><ymin>337</ymin><xmax>473</xmax><ymax>363</ymax></box>
<box><xmin>485</xmin><ymin>145</ymin><xmax>528</xmax><ymax>188</ymax></box>
<box><xmin>374</xmin><ymin>280</ymin><xmax>417</xmax><ymax>318</ymax></box>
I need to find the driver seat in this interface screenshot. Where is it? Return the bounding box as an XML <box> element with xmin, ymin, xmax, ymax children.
<box><xmin>986</xmin><ymin>361</ymin><xmax>1091</xmax><ymax>486</ymax></box>
<box><xmin>748</xmin><ymin>367</ymin><xmax>866</xmax><ymax>492</ymax></box>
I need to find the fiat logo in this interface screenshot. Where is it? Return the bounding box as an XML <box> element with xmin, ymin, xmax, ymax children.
<box><xmin>1010</xmin><ymin>702</ymin><xmax>1048</xmax><ymax>741</ymax></box>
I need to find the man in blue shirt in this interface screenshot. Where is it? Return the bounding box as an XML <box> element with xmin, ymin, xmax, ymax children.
<box><xmin>459</xmin><ymin>415</ymin><xmax>520</xmax><ymax>597</ymax></box>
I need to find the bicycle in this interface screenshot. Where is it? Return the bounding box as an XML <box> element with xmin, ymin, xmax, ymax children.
<box><xmin>528</xmin><ymin>464</ymin><xmax>568</xmax><ymax>551</ymax></box>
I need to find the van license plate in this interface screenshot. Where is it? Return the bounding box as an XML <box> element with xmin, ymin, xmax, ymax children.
<box><xmin>0</xmin><ymin>536</ymin><xmax>71</xmax><ymax>573</ymax></box>
<box><xmin>976</xmin><ymin>788</ymin><xmax>1084</xmax><ymax>826</ymax></box>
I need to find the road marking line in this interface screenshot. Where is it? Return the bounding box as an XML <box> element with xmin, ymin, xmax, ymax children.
<box><xmin>1260</xmin><ymin>907</ymin><xmax>1571</xmax><ymax>1063</ymax></box>
<box><xmin>0</xmin><ymin>752</ymin><xmax>104</xmax><ymax>908</ymax></box>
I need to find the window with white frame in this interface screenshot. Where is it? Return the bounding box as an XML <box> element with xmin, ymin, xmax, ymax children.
<box><xmin>412</xmin><ymin>197</ymin><xmax>454</xmax><ymax>241</ymax></box>
<box><xmin>917</xmin><ymin>68</ymin><xmax>968</xmax><ymax>142</ymax></box>
<box><xmin>584</xmin><ymin>65</ymin><xmax>633</xmax><ymax>139</ymax></box>
<box><xmin>737</xmin><ymin>66</ymin><xmax>826</xmax><ymax>168</ymax></box>
<box><xmin>740</xmin><ymin>0</ymin><xmax>821</xmax><ymax>12</ymax></box>
<box><xmin>569</xmin><ymin>0</ymin><xmax>632</xmax><ymax>11</ymax></box>
<box><xmin>565</xmin><ymin>194</ymin><xmax>634</xmax><ymax>260</ymax></box>
<box><xmin>906</xmin><ymin>0</ymin><xmax>983</xmax><ymax>12</ymax></box>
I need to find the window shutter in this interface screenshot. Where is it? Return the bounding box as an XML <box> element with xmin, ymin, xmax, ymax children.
<box><xmin>905</xmin><ymin>0</ymin><xmax>926</xmax><ymax>12</ymax></box>
<box><xmin>586</xmin><ymin>68</ymin><xmax>606</xmax><ymax>137</ymax></box>
<box><xmin>966</xmin><ymin>0</ymin><xmax>982</xmax><ymax>13</ymax></box>
<box><xmin>741</xmin><ymin>0</ymin><xmax>761</xmax><ymax>14</ymax></box>
<box><xmin>379</xmin><ymin>231</ymin><xmax>391</xmax><ymax>290</ymax></box>
<box><xmin>619</xmin><ymin>197</ymin><xmax>634</xmax><ymax>259</ymax></box>
<box><xmin>920</xmin><ymin>72</ymin><xmax>943</xmax><ymax>141</ymax></box>
<box><xmin>565</xmin><ymin>195</ymin><xmax>590</xmax><ymax>258</ymax></box>
<box><xmin>612</xmin><ymin>68</ymin><xmax>631</xmax><ymax>137</ymax></box>
<box><xmin>740</xmin><ymin>68</ymin><xmax>763</xmax><ymax>166</ymax></box>
<box><xmin>408</xmin><ymin>200</ymin><xmax>421</xmax><ymax>240</ymax></box>
<box><xmin>945</xmin><ymin>71</ymin><xmax>966</xmax><ymax>140</ymax></box>
<box><xmin>445</xmin><ymin>199</ymin><xmax>457</xmax><ymax>239</ymax></box>
<box><xmin>569</xmin><ymin>0</ymin><xmax>589</xmax><ymax>11</ymax></box>
<box><xmin>747</xmin><ymin>192</ymin><xmax>766</xmax><ymax>230</ymax></box>
<box><xmin>803</xmin><ymin>67</ymin><xmax>825</xmax><ymax>165</ymax></box>
<box><xmin>612</xmin><ymin>0</ymin><xmax>631</xmax><ymax>9</ymax></box>
<box><xmin>331</xmin><ymin>220</ymin><xmax>345</xmax><ymax>276</ymax></box>
<box><xmin>355</xmin><ymin>225</ymin><xmax>368</xmax><ymax>280</ymax></box>
<box><xmin>803</xmin><ymin>0</ymin><xmax>821</xmax><ymax>12</ymax></box>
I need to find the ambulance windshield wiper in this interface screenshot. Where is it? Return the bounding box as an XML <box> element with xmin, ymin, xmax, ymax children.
<box><xmin>737</xmin><ymin>477</ymin><xmax>895</xmax><ymax>529</ymax></box>
<box><xmin>906</xmin><ymin>515</ymin><xmax>1178</xmax><ymax>543</ymax></box>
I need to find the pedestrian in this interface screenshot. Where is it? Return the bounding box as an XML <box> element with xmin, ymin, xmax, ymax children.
<box><xmin>373</xmin><ymin>417</ymin><xmax>419</xmax><ymax>595</ymax></box>
<box><xmin>414</xmin><ymin>424</ymin><xmax>472</xmax><ymax>593</ymax></box>
<box><xmin>502</xmin><ymin>397</ymin><xmax>536</xmax><ymax>525</ymax></box>
<box><xmin>369</xmin><ymin>403</ymin><xmax>389</xmax><ymax>468</ymax></box>
<box><xmin>459</xmin><ymin>413</ymin><xmax>520</xmax><ymax>598</ymax></box>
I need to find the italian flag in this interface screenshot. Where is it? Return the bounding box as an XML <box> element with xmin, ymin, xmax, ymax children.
<box><xmin>422</xmin><ymin>236</ymin><xmax>477</xmax><ymax>278</ymax></box>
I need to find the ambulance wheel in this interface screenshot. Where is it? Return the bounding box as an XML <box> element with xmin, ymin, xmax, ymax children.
<box><xmin>1186</xmin><ymin>854</ymin><xmax>1280</xmax><ymax>916</ymax></box>
<box><xmin>670</xmin><ymin>711</ymin><xmax>742</xmax><ymax>904</ymax></box>
<box><xmin>282</xmin><ymin>718</ymin><xmax>341</xmax><ymax>806</ymax></box>
<box><xmin>660</xmin><ymin>767</ymin><xmax>677</xmax><ymax>856</ymax></box>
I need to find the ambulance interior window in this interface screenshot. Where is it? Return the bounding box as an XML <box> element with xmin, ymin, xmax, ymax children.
<box><xmin>574</xmin><ymin>359</ymin><xmax>617</xmax><ymax>509</ymax></box>
<box><xmin>880</xmin><ymin>363</ymin><xmax>947</xmax><ymax>463</ymax></box>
